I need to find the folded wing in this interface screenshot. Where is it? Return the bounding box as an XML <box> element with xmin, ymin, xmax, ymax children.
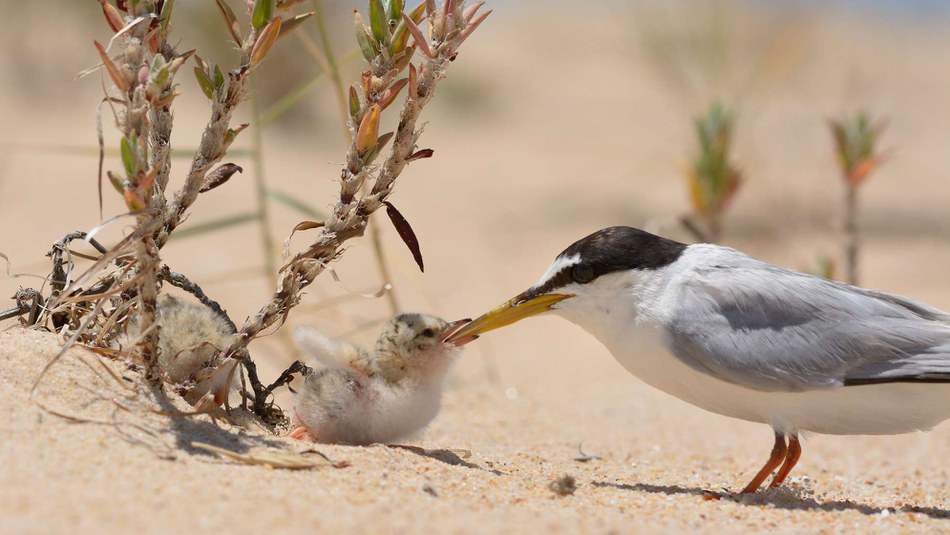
<box><xmin>663</xmin><ymin>250</ymin><xmax>950</xmax><ymax>392</ymax></box>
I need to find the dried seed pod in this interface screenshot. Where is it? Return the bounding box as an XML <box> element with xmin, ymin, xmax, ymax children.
<box><xmin>292</xmin><ymin>220</ymin><xmax>324</xmax><ymax>232</ymax></box>
<box><xmin>406</xmin><ymin>148</ymin><xmax>433</xmax><ymax>162</ymax></box>
<box><xmin>200</xmin><ymin>163</ymin><xmax>243</xmax><ymax>193</ymax></box>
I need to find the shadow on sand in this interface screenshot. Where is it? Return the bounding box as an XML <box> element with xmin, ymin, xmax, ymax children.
<box><xmin>389</xmin><ymin>444</ymin><xmax>505</xmax><ymax>475</ymax></box>
<box><xmin>591</xmin><ymin>480</ymin><xmax>950</xmax><ymax>520</ymax></box>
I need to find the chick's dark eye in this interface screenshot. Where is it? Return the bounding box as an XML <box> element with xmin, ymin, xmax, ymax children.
<box><xmin>421</xmin><ymin>328</ymin><xmax>436</xmax><ymax>338</ymax></box>
<box><xmin>571</xmin><ymin>264</ymin><xmax>594</xmax><ymax>284</ymax></box>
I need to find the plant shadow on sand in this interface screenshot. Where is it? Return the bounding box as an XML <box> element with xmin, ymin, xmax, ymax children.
<box><xmin>99</xmin><ymin>388</ymin><xmax>288</xmax><ymax>460</ymax></box>
<box><xmin>591</xmin><ymin>481</ymin><xmax>950</xmax><ymax>520</ymax></box>
<box><xmin>388</xmin><ymin>445</ymin><xmax>505</xmax><ymax>475</ymax></box>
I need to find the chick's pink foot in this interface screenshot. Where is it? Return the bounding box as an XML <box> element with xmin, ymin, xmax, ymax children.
<box><xmin>288</xmin><ymin>425</ymin><xmax>316</xmax><ymax>442</ymax></box>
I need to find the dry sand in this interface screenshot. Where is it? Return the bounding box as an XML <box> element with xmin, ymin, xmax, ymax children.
<box><xmin>3</xmin><ymin>1</ymin><xmax>950</xmax><ymax>533</ymax></box>
<box><xmin>3</xmin><ymin>327</ymin><xmax>950</xmax><ymax>534</ymax></box>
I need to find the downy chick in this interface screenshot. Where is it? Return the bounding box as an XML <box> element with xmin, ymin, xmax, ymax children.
<box><xmin>119</xmin><ymin>294</ymin><xmax>238</xmax><ymax>404</ymax></box>
<box><xmin>289</xmin><ymin>313</ymin><xmax>476</xmax><ymax>445</ymax></box>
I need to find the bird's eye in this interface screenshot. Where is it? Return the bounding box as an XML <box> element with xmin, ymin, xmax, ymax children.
<box><xmin>571</xmin><ymin>264</ymin><xmax>594</xmax><ymax>284</ymax></box>
<box><xmin>421</xmin><ymin>328</ymin><xmax>436</xmax><ymax>338</ymax></box>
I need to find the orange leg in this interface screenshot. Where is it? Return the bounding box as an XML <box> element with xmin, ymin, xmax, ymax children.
<box><xmin>288</xmin><ymin>426</ymin><xmax>316</xmax><ymax>442</ymax></box>
<box><xmin>769</xmin><ymin>434</ymin><xmax>802</xmax><ymax>488</ymax></box>
<box><xmin>740</xmin><ymin>432</ymin><xmax>787</xmax><ymax>494</ymax></box>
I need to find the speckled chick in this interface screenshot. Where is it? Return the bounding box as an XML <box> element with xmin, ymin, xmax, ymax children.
<box><xmin>289</xmin><ymin>313</ymin><xmax>476</xmax><ymax>445</ymax></box>
<box><xmin>120</xmin><ymin>294</ymin><xmax>237</xmax><ymax>403</ymax></box>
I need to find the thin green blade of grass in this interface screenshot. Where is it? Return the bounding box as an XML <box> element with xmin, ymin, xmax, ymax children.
<box><xmin>266</xmin><ymin>188</ymin><xmax>327</xmax><ymax>219</ymax></box>
<box><xmin>170</xmin><ymin>211</ymin><xmax>260</xmax><ymax>240</ymax></box>
<box><xmin>259</xmin><ymin>72</ymin><xmax>329</xmax><ymax>129</ymax></box>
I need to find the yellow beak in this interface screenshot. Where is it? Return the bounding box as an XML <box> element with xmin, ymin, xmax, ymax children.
<box><xmin>444</xmin><ymin>292</ymin><xmax>573</xmax><ymax>342</ymax></box>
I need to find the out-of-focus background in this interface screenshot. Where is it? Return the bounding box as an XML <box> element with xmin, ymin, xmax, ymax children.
<box><xmin>4</xmin><ymin>0</ymin><xmax>950</xmax><ymax>385</ymax></box>
<box><xmin>4</xmin><ymin>1</ymin><xmax>950</xmax><ymax>531</ymax></box>
<box><xmin>4</xmin><ymin>0</ymin><xmax>950</xmax><ymax>399</ymax></box>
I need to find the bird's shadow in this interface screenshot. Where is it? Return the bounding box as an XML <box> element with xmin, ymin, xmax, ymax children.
<box><xmin>388</xmin><ymin>445</ymin><xmax>505</xmax><ymax>475</ymax></box>
<box><xmin>591</xmin><ymin>481</ymin><xmax>950</xmax><ymax>520</ymax></box>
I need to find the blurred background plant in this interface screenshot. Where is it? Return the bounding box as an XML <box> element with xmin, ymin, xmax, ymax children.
<box><xmin>829</xmin><ymin>111</ymin><xmax>888</xmax><ymax>285</ymax></box>
<box><xmin>680</xmin><ymin>102</ymin><xmax>742</xmax><ymax>243</ymax></box>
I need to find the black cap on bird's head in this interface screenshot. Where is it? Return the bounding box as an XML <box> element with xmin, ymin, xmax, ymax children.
<box><xmin>445</xmin><ymin>227</ymin><xmax>687</xmax><ymax>342</ymax></box>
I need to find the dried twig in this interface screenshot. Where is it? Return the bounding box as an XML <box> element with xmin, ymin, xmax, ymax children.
<box><xmin>157</xmin><ymin>265</ymin><xmax>236</xmax><ymax>333</ymax></box>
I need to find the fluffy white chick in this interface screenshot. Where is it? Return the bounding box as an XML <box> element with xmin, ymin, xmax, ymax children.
<box><xmin>289</xmin><ymin>313</ymin><xmax>476</xmax><ymax>445</ymax></box>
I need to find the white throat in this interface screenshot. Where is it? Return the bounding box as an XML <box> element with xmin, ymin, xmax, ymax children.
<box><xmin>552</xmin><ymin>268</ymin><xmax>669</xmax><ymax>345</ymax></box>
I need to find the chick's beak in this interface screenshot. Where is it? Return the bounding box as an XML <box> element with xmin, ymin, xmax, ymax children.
<box><xmin>441</xmin><ymin>318</ymin><xmax>478</xmax><ymax>347</ymax></box>
<box><xmin>444</xmin><ymin>291</ymin><xmax>573</xmax><ymax>343</ymax></box>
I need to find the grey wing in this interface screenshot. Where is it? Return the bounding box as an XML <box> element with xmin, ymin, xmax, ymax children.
<box><xmin>664</xmin><ymin>251</ymin><xmax>950</xmax><ymax>392</ymax></box>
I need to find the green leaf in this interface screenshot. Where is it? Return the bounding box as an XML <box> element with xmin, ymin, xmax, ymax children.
<box><xmin>194</xmin><ymin>66</ymin><xmax>214</xmax><ymax>99</ymax></box>
<box><xmin>251</xmin><ymin>0</ymin><xmax>275</xmax><ymax>30</ymax></box>
<box><xmin>368</xmin><ymin>0</ymin><xmax>390</xmax><ymax>44</ymax></box>
<box><xmin>354</xmin><ymin>10</ymin><xmax>379</xmax><ymax>62</ymax></box>
<box><xmin>149</xmin><ymin>55</ymin><xmax>169</xmax><ymax>87</ymax></box>
<box><xmin>213</xmin><ymin>64</ymin><xmax>225</xmax><ymax>89</ymax></box>
<box><xmin>107</xmin><ymin>171</ymin><xmax>125</xmax><ymax>194</ymax></box>
<box><xmin>159</xmin><ymin>0</ymin><xmax>175</xmax><ymax>33</ymax></box>
<box><xmin>388</xmin><ymin>0</ymin><xmax>404</xmax><ymax>22</ymax></box>
<box><xmin>171</xmin><ymin>211</ymin><xmax>260</xmax><ymax>240</ymax></box>
<box><xmin>120</xmin><ymin>133</ymin><xmax>137</xmax><ymax>176</ymax></box>
<box><xmin>266</xmin><ymin>188</ymin><xmax>326</xmax><ymax>219</ymax></box>
<box><xmin>348</xmin><ymin>85</ymin><xmax>361</xmax><ymax>119</ymax></box>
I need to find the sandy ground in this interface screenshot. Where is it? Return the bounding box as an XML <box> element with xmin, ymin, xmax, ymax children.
<box><xmin>3</xmin><ymin>1</ymin><xmax>950</xmax><ymax>533</ymax></box>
